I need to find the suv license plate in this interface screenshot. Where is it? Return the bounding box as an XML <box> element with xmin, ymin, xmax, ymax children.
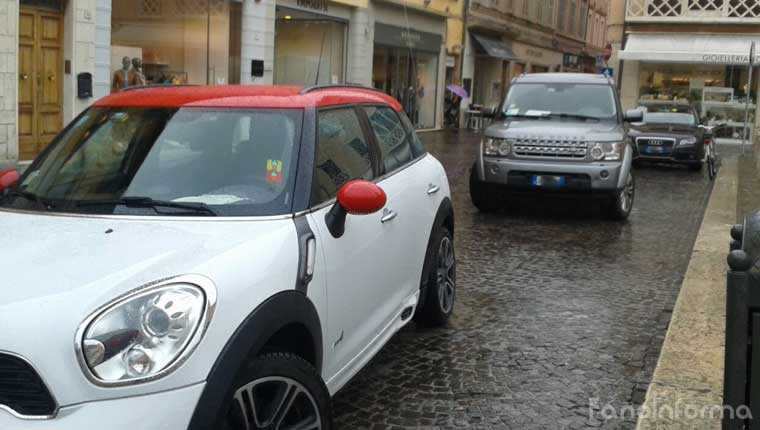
<box><xmin>531</xmin><ymin>175</ymin><xmax>567</xmax><ymax>187</ymax></box>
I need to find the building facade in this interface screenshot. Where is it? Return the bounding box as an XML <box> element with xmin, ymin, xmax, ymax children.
<box><xmin>461</xmin><ymin>0</ymin><xmax>593</xmax><ymax>110</ymax></box>
<box><xmin>0</xmin><ymin>0</ymin><xmax>464</xmax><ymax>166</ymax></box>
<box><xmin>615</xmin><ymin>0</ymin><xmax>760</xmax><ymax>141</ymax></box>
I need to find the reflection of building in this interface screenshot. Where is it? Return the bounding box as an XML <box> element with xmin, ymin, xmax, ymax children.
<box><xmin>462</xmin><ymin>0</ymin><xmax>590</xmax><ymax>111</ymax></box>
<box><xmin>0</xmin><ymin>0</ymin><xmax>466</xmax><ymax>165</ymax></box>
<box><xmin>614</xmin><ymin>0</ymin><xmax>760</xmax><ymax>138</ymax></box>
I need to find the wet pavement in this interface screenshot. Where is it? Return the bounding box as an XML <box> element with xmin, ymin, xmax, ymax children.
<box><xmin>332</xmin><ymin>130</ymin><xmax>716</xmax><ymax>430</ymax></box>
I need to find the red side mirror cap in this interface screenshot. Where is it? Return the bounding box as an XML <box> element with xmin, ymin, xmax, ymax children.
<box><xmin>0</xmin><ymin>169</ymin><xmax>19</xmax><ymax>192</ymax></box>
<box><xmin>337</xmin><ymin>180</ymin><xmax>387</xmax><ymax>215</ymax></box>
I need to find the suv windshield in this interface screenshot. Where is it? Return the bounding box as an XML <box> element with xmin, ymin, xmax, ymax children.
<box><xmin>502</xmin><ymin>83</ymin><xmax>618</xmax><ymax>121</ymax></box>
<box><xmin>0</xmin><ymin>107</ymin><xmax>302</xmax><ymax>217</ymax></box>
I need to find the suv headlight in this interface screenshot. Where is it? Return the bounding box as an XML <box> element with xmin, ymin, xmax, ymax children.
<box><xmin>76</xmin><ymin>275</ymin><xmax>216</xmax><ymax>386</ymax></box>
<box><xmin>680</xmin><ymin>137</ymin><xmax>697</xmax><ymax>146</ymax></box>
<box><xmin>482</xmin><ymin>137</ymin><xmax>512</xmax><ymax>156</ymax></box>
<box><xmin>590</xmin><ymin>143</ymin><xmax>624</xmax><ymax>161</ymax></box>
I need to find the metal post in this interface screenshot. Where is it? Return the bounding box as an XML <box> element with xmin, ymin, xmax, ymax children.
<box><xmin>742</xmin><ymin>42</ymin><xmax>755</xmax><ymax>154</ymax></box>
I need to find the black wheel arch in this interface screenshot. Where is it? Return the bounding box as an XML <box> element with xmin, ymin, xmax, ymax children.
<box><xmin>187</xmin><ymin>290</ymin><xmax>323</xmax><ymax>430</ymax></box>
<box><xmin>418</xmin><ymin>198</ymin><xmax>455</xmax><ymax>308</ymax></box>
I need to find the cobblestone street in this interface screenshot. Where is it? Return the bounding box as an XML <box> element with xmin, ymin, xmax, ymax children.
<box><xmin>333</xmin><ymin>130</ymin><xmax>716</xmax><ymax>430</ymax></box>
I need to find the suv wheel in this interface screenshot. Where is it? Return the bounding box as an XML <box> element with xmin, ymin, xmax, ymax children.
<box><xmin>415</xmin><ymin>227</ymin><xmax>456</xmax><ymax>327</ymax></box>
<box><xmin>223</xmin><ymin>353</ymin><xmax>332</xmax><ymax>430</ymax></box>
<box><xmin>469</xmin><ymin>164</ymin><xmax>500</xmax><ymax>212</ymax></box>
<box><xmin>608</xmin><ymin>171</ymin><xmax>635</xmax><ymax>221</ymax></box>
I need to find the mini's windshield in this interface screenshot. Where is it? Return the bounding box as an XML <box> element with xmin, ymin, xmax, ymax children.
<box><xmin>502</xmin><ymin>83</ymin><xmax>618</xmax><ymax>121</ymax></box>
<box><xmin>0</xmin><ymin>107</ymin><xmax>302</xmax><ymax>216</ymax></box>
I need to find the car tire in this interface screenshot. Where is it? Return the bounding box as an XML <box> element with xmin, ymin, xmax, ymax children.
<box><xmin>469</xmin><ymin>164</ymin><xmax>500</xmax><ymax>212</ymax></box>
<box><xmin>221</xmin><ymin>353</ymin><xmax>333</xmax><ymax>430</ymax></box>
<box><xmin>608</xmin><ymin>171</ymin><xmax>635</xmax><ymax>221</ymax></box>
<box><xmin>690</xmin><ymin>162</ymin><xmax>703</xmax><ymax>171</ymax></box>
<box><xmin>414</xmin><ymin>227</ymin><xmax>456</xmax><ymax>327</ymax></box>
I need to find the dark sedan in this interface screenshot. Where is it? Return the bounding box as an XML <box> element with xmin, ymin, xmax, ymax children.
<box><xmin>629</xmin><ymin>102</ymin><xmax>705</xmax><ymax>170</ymax></box>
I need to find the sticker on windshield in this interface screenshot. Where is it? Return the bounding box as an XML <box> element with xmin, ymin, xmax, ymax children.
<box><xmin>267</xmin><ymin>160</ymin><xmax>283</xmax><ymax>184</ymax></box>
<box><xmin>525</xmin><ymin>110</ymin><xmax>551</xmax><ymax>117</ymax></box>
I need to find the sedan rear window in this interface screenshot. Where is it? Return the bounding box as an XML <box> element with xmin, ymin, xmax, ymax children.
<box><xmin>5</xmin><ymin>107</ymin><xmax>302</xmax><ymax>216</ymax></box>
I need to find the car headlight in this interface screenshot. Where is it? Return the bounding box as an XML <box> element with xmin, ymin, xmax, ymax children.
<box><xmin>590</xmin><ymin>143</ymin><xmax>624</xmax><ymax>161</ymax></box>
<box><xmin>482</xmin><ymin>137</ymin><xmax>512</xmax><ymax>156</ymax></box>
<box><xmin>680</xmin><ymin>137</ymin><xmax>697</xmax><ymax>146</ymax></box>
<box><xmin>76</xmin><ymin>275</ymin><xmax>216</xmax><ymax>386</ymax></box>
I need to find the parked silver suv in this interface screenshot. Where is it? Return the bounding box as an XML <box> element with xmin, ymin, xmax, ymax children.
<box><xmin>469</xmin><ymin>73</ymin><xmax>643</xmax><ymax>220</ymax></box>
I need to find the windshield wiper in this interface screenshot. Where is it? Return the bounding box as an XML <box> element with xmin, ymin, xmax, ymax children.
<box><xmin>544</xmin><ymin>112</ymin><xmax>601</xmax><ymax>122</ymax></box>
<box><xmin>2</xmin><ymin>189</ymin><xmax>54</xmax><ymax>210</ymax></box>
<box><xmin>76</xmin><ymin>196</ymin><xmax>218</xmax><ymax>216</ymax></box>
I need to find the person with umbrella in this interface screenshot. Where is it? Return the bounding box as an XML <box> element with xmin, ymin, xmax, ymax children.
<box><xmin>445</xmin><ymin>84</ymin><xmax>468</xmax><ymax>128</ymax></box>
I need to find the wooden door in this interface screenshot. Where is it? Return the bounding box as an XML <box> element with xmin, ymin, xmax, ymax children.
<box><xmin>18</xmin><ymin>7</ymin><xmax>62</xmax><ymax>161</ymax></box>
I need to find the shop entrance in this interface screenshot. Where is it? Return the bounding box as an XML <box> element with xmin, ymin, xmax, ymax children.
<box><xmin>18</xmin><ymin>2</ymin><xmax>63</xmax><ymax>160</ymax></box>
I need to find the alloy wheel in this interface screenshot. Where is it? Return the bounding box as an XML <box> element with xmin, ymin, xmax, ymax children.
<box><xmin>231</xmin><ymin>376</ymin><xmax>322</xmax><ymax>430</ymax></box>
<box><xmin>436</xmin><ymin>236</ymin><xmax>456</xmax><ymax>314</ymax></box>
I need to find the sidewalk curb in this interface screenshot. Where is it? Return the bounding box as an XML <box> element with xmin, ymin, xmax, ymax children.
<box><xmin>636</xmin><ymin>159</ymin><xmax>737</xmax><ymax>429</ymax></box>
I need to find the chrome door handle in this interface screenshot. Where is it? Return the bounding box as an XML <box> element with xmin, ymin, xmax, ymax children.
<box><xmin>380</xmin><ymin>208</ymin><xmax>398</xmax><ymax>223</ymax></box>
<box><xmin>426</xmin><ymin>184</ymin><xmax>440</xmax><ymax>195</ymax></box>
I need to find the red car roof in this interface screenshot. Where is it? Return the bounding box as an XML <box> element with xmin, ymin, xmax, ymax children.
<box><xmin>95</xmin><ymin>85</ymin><xmax>403</xmax><ymax>111</ymax></box>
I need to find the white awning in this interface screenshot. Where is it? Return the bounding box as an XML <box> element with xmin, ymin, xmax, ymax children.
<box><xmin>620</xmin><ymin>33</ymin><xmax>760</xmax><ymax>65</ymax></box>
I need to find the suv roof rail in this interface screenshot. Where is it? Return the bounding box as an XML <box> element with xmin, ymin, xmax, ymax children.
<box><xmin>121</xmin><ymin>84</ymin><xmax>199</xmax><ymax>92</ymax></box>
<box><xmin>299</xmin><ymin>83</ymin><xmax>386</xmax><ymax>95</ymax></box>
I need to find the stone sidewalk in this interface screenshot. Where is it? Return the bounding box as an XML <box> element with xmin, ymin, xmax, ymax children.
<box><xmin>636</xmin><ymin>144</ymin><xmax>760</xmax><ymax>429</ymax></box>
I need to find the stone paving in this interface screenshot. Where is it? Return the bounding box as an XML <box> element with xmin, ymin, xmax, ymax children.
<box><xmin>332</xmin><ymin>130</ymin><xmax>716</xmax><ymax>430</ymax></box>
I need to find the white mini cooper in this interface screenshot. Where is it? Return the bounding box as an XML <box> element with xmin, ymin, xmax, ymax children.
<box><xmin>0</xmin><ymin>85</ymin><xmax>455</xmax><ymax>429</ymax></box>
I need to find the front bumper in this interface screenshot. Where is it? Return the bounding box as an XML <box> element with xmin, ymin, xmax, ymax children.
<box><xmin>480</xmin><ymin>156</ymin><xmax>627</xmax><ymax>192</ymax></box>
<box><xmin>633</xmin><ymin>144</ymin><xmax>702</xmax><ymax>164</ymax></box>
<box><xmin>0</xmin><ymin>382</ymin><xmax>205</xmax><ymax>429</ymax></box>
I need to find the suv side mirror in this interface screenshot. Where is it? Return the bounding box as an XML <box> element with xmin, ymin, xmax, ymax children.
<box><xmin>325</xmin><ymin>180</ymin><xmax>387</xmax><ymax>238</ymax></box>
<box><xmin>0</xmin><ymin>169</ymin><xmax>19</xmax><ymax>193</ymax></box>
<box><xmin>624</xmin><ymin>109</ymin><xmax>644</xmax><ymax>123</ymax></box>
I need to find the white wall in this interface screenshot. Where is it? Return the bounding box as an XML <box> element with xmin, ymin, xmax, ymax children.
<box><xmin>0</xmin><ymin>0</ymin><xmax>18</xmax><ymax>163</ymax></box>
<box><xmin>94</xmin><ymin>0</ymin><xmax>111</xmax><ymax>100</ymax></box>
<box><xmin>241</xmin><ymin>0</ymin><xmax>275</xmax><ymax>84</ymax></box>
<box><xmin>63</xmin><ymin>0</ymin><xmax>97</xmax><ymax>124</ymax></box>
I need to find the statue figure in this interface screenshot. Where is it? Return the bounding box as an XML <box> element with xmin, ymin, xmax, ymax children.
<box><xmin>110</xmin><ymin>56</ymin><xmax>131</xmax><ymax>93</ymax></box>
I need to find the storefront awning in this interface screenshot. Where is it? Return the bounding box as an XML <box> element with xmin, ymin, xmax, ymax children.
<box><xmin>472</xmin><ymin>34</ymin><xmax>515</xmax><ymax>61</ymax></box>
<box><xmin>620</xmin><ymin>33</ymin><xmax>760</xmax><ymax>65</ymax></box>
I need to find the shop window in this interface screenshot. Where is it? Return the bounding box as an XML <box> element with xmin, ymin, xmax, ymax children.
<box><xmin>111</xmin><ymin>0</ymin><xmax>242</xmax><ymax>91</ymax></box>
<box><xmin>363</xmin><ymin>106</ymin><xmax>413</xmax><ymax>174</ymax></box>
<box><xmin>312</xmin><ymin>109</ymin><xmax>374</xmax><ymax>205</ymax></box>
<box><xmin>274</xmin><ymin>10</ymin><xmax>346</xmax><ymax>86</ymax></box>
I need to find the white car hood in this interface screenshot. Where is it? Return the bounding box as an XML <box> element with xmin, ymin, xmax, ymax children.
<box><xmin>0</xmin><ymin>209</ymin><xmax>300</xmax><ymax>408</ymax></box>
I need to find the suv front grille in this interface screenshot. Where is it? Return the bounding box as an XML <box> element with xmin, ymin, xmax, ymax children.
<box><xmin>513</xmin><ymin>137</ymin><xmax>588</xmax><ymax>159</ymax></box>
<box><xmin>0</xmin><ymin>353</ymin><xmax>57</xmax><ymax>417</ymax></box>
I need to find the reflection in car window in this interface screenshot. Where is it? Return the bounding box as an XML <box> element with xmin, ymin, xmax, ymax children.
<box><xmin>364</xmin><ymin>106</ymin><xmax>413</xmax><ymax>173</ymax></box>
<box><xmin>503</xmin><ymin>83</ymin><xmax>617</xmax><ymax>120</ymax></box>
<box><xmin>5</xmin><ymin>107</ymin><xmax>302</xmax><ymax>216</ymax></box>
<box><xmin>399</xmin><ymin>111</ymin><xmax>426</xmax><ymax>158</ymax></box>
<box><xmin>312</xmin><ymin>108</ymin><xmax>374</xmax><ymax>205</ymax></box>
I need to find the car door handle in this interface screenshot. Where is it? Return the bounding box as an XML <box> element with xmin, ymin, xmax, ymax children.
<box><xmin>426</xmin><ymin>184</ymin><xmax>440</xmax><ymax>195</ymax></box>
<box><xmin>380</xmin><ymin>208</ymin><xmax>398</xmax><ymax>223</ymax></box>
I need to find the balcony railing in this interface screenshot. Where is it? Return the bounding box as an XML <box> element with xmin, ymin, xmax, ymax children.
<box><xmin>626</xmin><ymin>0</ymin><xmax>760</xmax><ymax>23</ymax></box>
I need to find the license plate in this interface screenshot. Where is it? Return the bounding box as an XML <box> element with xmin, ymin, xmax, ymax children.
<box><xmin>644</xmin><ymin>146</ymin><xmax>666</xmax><ymax>154</ymax></box>
<box><xmin>531</xmin><ymin>175</ymin><xmax>566</xmax><ymax>187</ymax></box>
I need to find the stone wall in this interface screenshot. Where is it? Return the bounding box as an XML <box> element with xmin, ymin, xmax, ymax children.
<box><xmin>0</xmin><ymin>0</ymin><xmax>18</xmax><ymax>164</ymax></box>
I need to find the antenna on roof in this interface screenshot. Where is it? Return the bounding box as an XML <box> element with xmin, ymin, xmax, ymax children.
<box><xmin>314</xmin><ymin>31</ymin><xmax>327</xmax><ymax>86</ymax></box>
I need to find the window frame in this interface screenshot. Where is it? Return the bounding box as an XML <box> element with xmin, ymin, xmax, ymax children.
<box><xmin>309</xmin><ymin>104</ymin><xmax>382</xmax><ymax>208</ymax></box>
<box><xmin>358</xmin><ymin>104</ymin><xmax>428</xmax><ymax>179</ymax></box>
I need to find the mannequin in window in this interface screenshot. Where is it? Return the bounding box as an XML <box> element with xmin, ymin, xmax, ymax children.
<box><xmin>128</xmin><ymin>58</ymin><xmax>146</xmax><ymax>87</ymax></box>
<box><xmin>111</xmin><ymin>56</ymin><xmax>131</xmax><ymax>93</ymax></box>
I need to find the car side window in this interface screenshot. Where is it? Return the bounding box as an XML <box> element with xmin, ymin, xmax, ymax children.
<box><xmin>398</xmin><ymin>111</ymin><xmax>426</xmax><ymax>158</ymax></box>
<box><xmin>312</xmin><ymin>108</ymin><xmax>375</xmax><ymax>206</ymax></box>
<box><xmin>363</xmin><ymin>106</ymin><xmax>414</xmax><ymax>174</ymax></box>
